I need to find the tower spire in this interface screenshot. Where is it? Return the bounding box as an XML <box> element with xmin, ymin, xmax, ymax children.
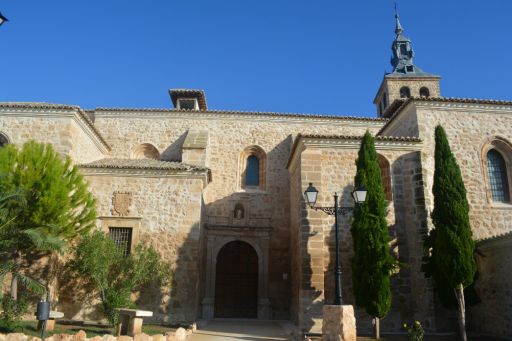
<box><xmin>394</xmin><ymin>2</ymin><xmax>403</xmax><ymax>36</ymax></box>
<box><xmin>390</xmin><ymin>5</ymin><xmax>420</xmax><ymax>74</ymax></box>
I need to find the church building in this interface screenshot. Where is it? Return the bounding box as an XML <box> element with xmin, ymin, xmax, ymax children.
<box><xmin>1</xmin><ymin>12</ymin><xmax>511</xmax><ymax>338</ymax></box>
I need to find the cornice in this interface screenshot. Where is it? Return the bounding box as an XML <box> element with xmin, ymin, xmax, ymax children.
<box><xmin>79</xmin><ymin>167</ymin><xmax>211</xmax><ymax>187</ymax></box>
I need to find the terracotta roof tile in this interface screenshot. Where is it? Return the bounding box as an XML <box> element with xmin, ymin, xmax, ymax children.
<box><xmin>298</xmin><ymin>134</ymin><xmax>421</xmax><ymax>142</ymax></box>
<box><xmin>477</xmin><ymin>230</ymin><xmax>512</xmax><ymax>244</ymax></box>
<box><xmin>93</xmin><ymin>107</ymin><xmax>386</xmax><ymax>122</ymax></box>
<box><xmin>79</xmin><ymin>158</ymin><xmax>209</xmax><ymax>172</ymax></box>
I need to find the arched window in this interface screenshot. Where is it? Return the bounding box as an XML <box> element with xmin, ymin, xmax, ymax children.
<box><xmin>240</xmin><ymin>146</ymin><xmax>266</xmax><ymax>190</ymax></box>
<box><xmin>377</xmin><ymin>154</ymin><xmax>393</xmax><ymax>201</ymax></box>
<box><xmin>487</xmin><ymin>149</ymin><xmax>510</xmax><ymax>202</ymax></box>
<box><xmin>0</xmin><ymin>133</ymin><xmax>10</xmax><ymax>147</ymax></box>
<box><xmin>419</xmin><ymin>87</ymin><xmax>430</xmax><ymax>98</ymax></box>
<box><xmin>132</xmin><ymin>143</ymin><xmax>160</xmax><ymax>159</ymax></box>
<box><xmin>246</xmin><ymin>156</ymin><xmax>260</xmax><ymax>186</ymax></box>
<box><xmin>400</xmin><ymin>86</ymin><xmax>411</xmax><ymax>99</ymax></box>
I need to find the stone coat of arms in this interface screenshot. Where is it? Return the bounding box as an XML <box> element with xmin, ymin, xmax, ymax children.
<box><xmin>111</xmin><ymin>191</ymin><xmax>132</xmax><ymax>216</ymax></box>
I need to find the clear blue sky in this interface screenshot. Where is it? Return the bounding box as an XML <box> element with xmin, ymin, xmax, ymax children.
<box><xmin>1</xmin><ymin>1</ymin><xmax>511</xmax><ymax>118</ymax></box>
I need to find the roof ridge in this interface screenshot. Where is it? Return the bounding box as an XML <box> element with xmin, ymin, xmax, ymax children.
<box><xmin>92</xmin><ymin>107</ymin><xmax>386</xmax><ymax>122</ymax></box>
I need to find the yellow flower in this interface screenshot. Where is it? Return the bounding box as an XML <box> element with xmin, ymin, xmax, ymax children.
<box><xmin>415</xmin><ymin>321</ymin><xmax>420</xmax><ymax>326</ymax></box>
<box><xmin>403</xmin><ymin>323</ymin><xmax>407</xmax><ymax>328</ymax></box>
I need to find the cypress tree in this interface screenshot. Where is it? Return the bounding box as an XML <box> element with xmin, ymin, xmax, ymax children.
<box><xmin>423</xmin><ymin>125</ymin><xmax>476</xmax><ymax>341</ymax></box>
<box><xmin>351</xmin><ymin>131</ymin><xmax>397</xmax><ymax>339</ymax></box>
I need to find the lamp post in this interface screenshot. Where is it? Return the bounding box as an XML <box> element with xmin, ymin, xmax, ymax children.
<box><xmin>0</xmin><ymin>12</ymin><xmax>8</xmax><ymax>26</ymax></box>
<box><xmin>304</xmin><ymin>182</ymin><xmax>367</xmax><ymax>305</ymax></box>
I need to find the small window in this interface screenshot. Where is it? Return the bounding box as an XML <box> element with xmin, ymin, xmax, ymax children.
<box><xmin>419</xmin><ymin>87</ymin><xmax>430</xmax><ymax>98</ymax></box>
<box><xmin>378</xmin><ymin>154</ymin><xmax>393</xmax><ymax>201</ymax></box>
<box><xmin>0</xmin><ymin>133</ymin><xmax>9</xmax><ymax>147</ymax></box>
<box><xmin>400</xmin><ymin>86</ymin><xmax>411</xmax><ymax>98</ymax></box>
<box><xmin>406</xmin><ymin>65</ymin><xmax>414</xmax><ymax>72</ymax></box>
<box><xmin>109</xmin><ymin>227</ymin><xmax>133</xmax><ymax>256</ymax></box>
<box><xmin>382</xmin><ymin>93</ymin><xmax>388</xmax><ymax>109</ymax></box>
<box><xmin>246</xmin><ymin>155</ymin><xmax>260</xmax><ymax>186</ymax></box>
<box><xmin>178</xmin><ymin>98</ymin><xmax>198</xmax><ymax>110</ymax></box>
<box><xmin>487</xmin><ymin>149</ymin><xmax>510</xmax><ymax>202</ymax></box>
<box><xmin>400</xmin><ymin>44</ymin><xmax>407</xmax><ymax>55</ymax></box>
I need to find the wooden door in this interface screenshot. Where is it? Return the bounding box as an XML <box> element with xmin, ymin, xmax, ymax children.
<box><xmin>214</xmin><ymin>241</ymin><xmax>258</xmax><ymax>318</ymax></box>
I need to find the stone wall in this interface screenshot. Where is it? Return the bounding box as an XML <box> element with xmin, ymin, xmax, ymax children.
<box><xmin>412</xmin><ymin>102</ymin><xmax>512</xmax><ymax>241</ymax></box>
<box><xmin>288</xmin><ymin>136</ymin><xmax>434</xmax><ymax>333</ymax></box>
<box><xmin>468</xmin><ymin>234</ymin><xmax>512</xmax><ymax>337</ymax></box>
<box><xmin>381</xmin><ymin>99</ymin><xmax>512</xmax><ymax>334</ymax></box>
<box><xmin>92</xmin><ymin>110</ymin><xmax>384</xmax><ymax>320</ymax></box>
<box><xmin>384</xmin><ymin>78</ymin><xmax>441</xmax><ymax>105</ymax></box>
<box><xmin>0</xmin><ymin>108</ymin><xmax>107</xmax><ymax>163</ymax></box>
<box><xmin>56</xmin><ymin>170</ymin><xmax>205</xmax><ymax>324</ymax></box>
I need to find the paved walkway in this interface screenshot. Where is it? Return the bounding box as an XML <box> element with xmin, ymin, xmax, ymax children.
<box><xmin>188</xmin><ymin>320</ymin><xmax>292</xmax><ymax>341</ymax></box>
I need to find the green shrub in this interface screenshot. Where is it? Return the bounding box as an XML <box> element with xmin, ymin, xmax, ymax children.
<box><xmin>403</xmin><ymin>321</ymin><xmax>424</xmax><ymax>341</ymax></box>
<box><xmin>71</xmin><ymin>230</ymin><xmax>172</xmax><ymax>326</ymax></box>
<box><xmin>0</xmin><ymin>295</ymin><xmax>29</xmax><ymax>333</ymax></box>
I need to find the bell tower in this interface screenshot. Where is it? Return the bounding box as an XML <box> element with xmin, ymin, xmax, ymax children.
<box><xmin>374</xmin><ymin>8</ymin><xmax>441</xmax><ymax>117</ymax></box>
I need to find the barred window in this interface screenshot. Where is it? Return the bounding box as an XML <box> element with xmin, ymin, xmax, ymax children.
<box><xmin>109</xmin><ymin>227</ymin><xmax>133</xmax><ymax>256</ymax></box>
<box><xmin>487</xmin><ymin>149</ymin><xmax>510</xmax><ymax>202</ymax></box>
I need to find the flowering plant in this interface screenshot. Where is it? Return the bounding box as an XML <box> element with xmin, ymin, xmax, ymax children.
<box><xmin>403</xmin><ymin>320</ymin><xmax>424</xmax><ymax>341</ymax></box>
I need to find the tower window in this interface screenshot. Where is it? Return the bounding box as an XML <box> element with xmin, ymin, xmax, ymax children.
<box><xmin>400</xmin><ymin>44</ymin><xmax>407</xmax><ymax>55</ymax></box>
<box><xmin>406</xmin><ymin>65</ymin><xmax>414</xmax><ymax>72</ymax></box>
<box><xmin>420</xmin><ymin>87</ymin><xmax>430</xmax><ymax>98</ymax></box>
<box><xmin>382</xmin><ymin>93</ymin><xmax>388</xmax><ymax>109</ymax></box>
<box><xmin>487</xmin><ymin>149</ymin><xmax>510</xmax><ymax>202</ymax></box>
<box><xmin>400</xmin><ymin>86</ymin><xmax>411</xmax><ymax>99</ymax></box>
<box><xmin>177</xmin><ymin>98</ymin><xmax>198</xmax><ymax>110</ymax></box>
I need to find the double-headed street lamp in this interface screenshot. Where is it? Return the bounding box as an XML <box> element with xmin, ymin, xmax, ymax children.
<box><xmin>304</xmin><ymin>183</ymin><xmax>367</xmax><ymax>306</ymax></box>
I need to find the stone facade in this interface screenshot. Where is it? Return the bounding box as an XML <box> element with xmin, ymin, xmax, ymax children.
<box><xmin>2</xmin><ymin>18</ymin><xmax>512</xmax><ymax>339</ymax></box>
<box><xmin>468</xmin><ymin>233</ymin><xmax>512</xmax><ymax>337</ymax></box>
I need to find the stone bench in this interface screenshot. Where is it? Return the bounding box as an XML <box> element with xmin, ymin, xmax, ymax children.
<box><xmin>116</xmin><ymin>308</ymin><xmax>153</xmax><ymax>336</ymax></box>
<box><xmin>36</xmin><ymin>311</ymin><xmax>64</xmax><ymax>332</ymax></box>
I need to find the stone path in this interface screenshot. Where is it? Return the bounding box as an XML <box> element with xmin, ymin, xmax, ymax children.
<box><xmin>189</xmin><ymin>320</ymin><xmax>291</xmax><ymax>341</ymax></box>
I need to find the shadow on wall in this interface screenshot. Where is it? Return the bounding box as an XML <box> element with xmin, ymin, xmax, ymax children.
<box><xmin>198</xmin><ymin>135</ymin><xmax>294</xmax><ymax>320</ymax></box>
<box><xmin>161</xmin><ymin>132</ymin><xmax>188</xmax><ymax>162</ymax></box>
<box><xmin>320</xmin><ymin>151</ymin><xmax>429</xmax><ymax>335</ymax></box>
<box><xmin>323</xmin><ymin>184</ymin><xmax>406</xmax><ymax>335</ymax></box>
<box><xmin>135</xmin><ymin>223</ymin><xmax>202</xmax><ymax>325</ymax></box>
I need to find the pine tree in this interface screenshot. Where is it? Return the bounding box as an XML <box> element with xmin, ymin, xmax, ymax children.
<box><xmin>351</xmin><ymin>131</ymin><xmax>397</xmax><ymax>339</ymax></box>
<box><xmin>0</xmin><ymin>141</ymin><xmax>96</xmax><ymax>301</ymax></box>
<box><xmin>423</xmin><ymin>125</ymin><xmax>476</xmax><ymax>341</ymax></box>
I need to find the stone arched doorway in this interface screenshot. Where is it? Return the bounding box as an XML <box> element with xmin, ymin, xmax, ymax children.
<box><xmin>201</xmin><ymin>227</ymin><xmax>271</xmax><ymax>320</ymax></box>
<box><xmin>214</xmin><ymin>241</ymin><xmax>258</xmax><ymax>318</ymax></box>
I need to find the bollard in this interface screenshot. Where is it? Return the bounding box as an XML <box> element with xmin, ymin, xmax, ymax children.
<box><xmin>36</xmin><ymin>300</ymin><xmax>51</xmax><ymax>341</ymax></box>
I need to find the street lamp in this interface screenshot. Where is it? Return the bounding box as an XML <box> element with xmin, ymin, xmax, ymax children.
<box><xmin>304</xmin><ymin>182</ymin><xmax>367</xmax><ymax>305</ymax></box>
<box><xmin>0</xmin><ymin>12</ymin><xmax>8</xmax><ymax>26</ymax></box>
